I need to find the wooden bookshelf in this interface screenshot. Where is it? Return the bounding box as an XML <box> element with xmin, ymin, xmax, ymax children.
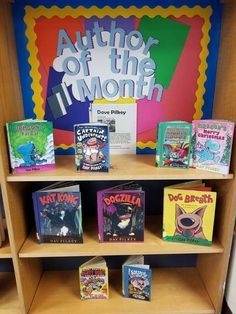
<box><xmin>19</xmin><ymin>217</ymin><xmax>223</xmax><ymax>258</ymax></box>
<box><xmin>0</xmin><ymin>272</ymin><xmax>20</xmax><ymax>314</ymax></box>
<box><xmin>0</xmin><ymin>236</ymin><xmax>12</xmax><ymax>258</ymax></box>
<box><xmin>7</xmin><ymin>155</ymin><xmax>234</xmax><ymax>182</ymax></box>
<box><xmin>29</xmin><ymin>268</ymin><xmax>214</xmax><ymax>314</ymax></box>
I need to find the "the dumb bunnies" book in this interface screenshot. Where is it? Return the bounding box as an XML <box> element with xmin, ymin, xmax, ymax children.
<box><xmin>163</xmin><ymin>181</ymin><xmax>217</xmax><ymax>246</ymax></box>
<box><xmin>122</xmin><ymin>255</ymin><xmax>151</xmax><ymax>301</ymax></box>
<box><xmin>6</xmin><ymin>119</ymin><xmax>55</xmax><ymax>173</ymax></box>
<box><xmin>33</xmin><ymin>182</ymin><xmax>83</xmax><ymax>243</ymax></box>
<box><xmin>97</xmin><ymin>182</ymin><xmax>145</xmax><ymax>242</ymax></box>
<box><xmin>74</xmin><ymin>123</ymin><xmax>109</xmax><ymax>172</ymax></box>
<box><xmin>79</xmin><ymin>256</ymin><xmax>109</xmax><ymax>300</ymax></box>
<box><xmin>156</xmin><ymin>121</ymin><xmax>192</xmax><ymax>169</ymax></box>
<box><xmin>192</xmin><ymin>120</ymin><xmax>235</xmax><ymax>175</ymax></box>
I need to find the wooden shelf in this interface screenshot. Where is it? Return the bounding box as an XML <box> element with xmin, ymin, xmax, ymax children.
<box><xmin>19</xmin><ymin>217</ymin><xmax>223</xmax><ymax>258</ymax></box>
<box><xmin>7</xmin><ymin>155</ymin><xmax>234</xmax><ymax>182</ymax></box>
<box><xmin>29</xmin><ymin>268</ymin><xmax>214</xmax><ymax>314</ymax></box>
<box><xmin>0</xmin><ymin>272</ymin><xmax>20</xmax><ymax>314</ymax></box>
<box><xmin>0</xmin><ymin>237</ymin><xmax>12</xmax><ymax>259</ymax></box>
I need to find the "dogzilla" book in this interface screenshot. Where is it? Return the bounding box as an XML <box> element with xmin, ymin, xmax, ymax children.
<box><xmin>97</xmin><ymin>183</ymin><xmax>145</xmax><ymax>242</ymax></box>
<box><xmin>33</xmin><ymin>182</ymin><xmax>83</xmax><ymax>243</ymax></box>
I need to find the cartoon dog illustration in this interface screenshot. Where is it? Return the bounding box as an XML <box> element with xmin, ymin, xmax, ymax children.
<box><xmin>174</xmin><ymin>204</ymin><xmax>207</xmax><ymax>239</ymax></box>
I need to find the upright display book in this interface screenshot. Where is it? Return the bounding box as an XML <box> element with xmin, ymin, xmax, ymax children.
<box><xmin>90</xmin><ymin>102</ymin><xmax>137</xmax><ymax>154</ymax></box>
<box><xmin>156</xmin><ymin>121</ymin><xmax>192</xmax><ymax>168</ymax></box>
<box><xmin>6</xmin><ymin>119</ymin><xmax>55</xmax><ymax>173</ymax></box>
<box><xmin>192</xmin><ymin>120</ymin><xmax>235</xmax><ymax>175</ymax></box>
<box><xmin>163</xmin><ymin>181</ymin><xmax>217</xmax><ymax>246</ymax></box>
<box><xmin>122</xmin><ymin>255</ymin><xmax>151</xmax><ymax>301</ymax></box>
<box><xmin>74</xmin><ymin>123</ymin><xmax>109</xmax><ymax>172</ymax></box>
<box><xmin>32</xmin><ymin>182</ymin><xmax>83</xmax><ymax>243</ymax></box>
<box><xmin>97</xmin><ymin>182</ymin><xmax>145</xmax><ymax>242</ymax></box>
<box><xmin>79</xmin><ymin>256</ymin><xmax>109</xmax><ymax>300</ymax></box>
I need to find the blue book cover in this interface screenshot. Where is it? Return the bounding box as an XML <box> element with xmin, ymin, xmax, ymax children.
<box><xmin>74</xmin><ymin>123</ymin><xmax>110</xmax><ymax>172</ymax></box>
<box><xmin>123</xmin><ymin>256</ymin><xmax>152</xmax><ymax>301</ymax></box>
<box><xmin>32</xmin><ymin>182</ymin><xmax>83</xmax><ymax>243</ymax></box>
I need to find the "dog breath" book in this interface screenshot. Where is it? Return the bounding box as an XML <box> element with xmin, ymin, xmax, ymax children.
<box><xmin>97</xmin><ymin>182</ymin><xmax>145</xmax><ymax>242</ymax></box>
<box><xmin>163</xmin><ymin>181</ymin><xmax>217</xmax><ymax>246</ymax></box>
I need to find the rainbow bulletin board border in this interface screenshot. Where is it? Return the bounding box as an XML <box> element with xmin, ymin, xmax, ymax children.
<box><xmin>13</xmin><ymin>0</ymin><xmax>222</xmax><ymax>154</ymax></box>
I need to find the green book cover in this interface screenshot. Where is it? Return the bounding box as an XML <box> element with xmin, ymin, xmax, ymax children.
<box><xmin>6</xmin><ymin>119</ymin><xmax>55</xmax><ymax>173</ymax></box>
<box><xmin>156</xmin><ymin>121</ymin><xmax>192</xmax><ymax>169</ymax></box>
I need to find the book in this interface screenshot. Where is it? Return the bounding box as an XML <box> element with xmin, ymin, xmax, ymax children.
<box><xmin>74</xmin><ymin>123</ymin><xmax>110</xmax><ymax>172</ymax></box>
<box><xmin>97</xmin><ymin>182</ymin><xmax>145</xmax><ymax>242</ymax></box>
<box><xmin>122</xmin><ymin>255</ymin><xmax>152</xmax><ymax>301</ymax></box>
<box><xmin>79</xmin><ymin>256</ymin><xmax>109</xmax><ymax>300</ymax></box>
<box><xmin>192</xmin><ymin>120</ymin><xmax>235</xmax><ymax>175</ymax></box>
<box><xmin>90</xmin><ymin>102</ymin><xmax>137</xmax><ymax>154</ymax></box>
<box><xmin>156</xmin><ymin>121</ymin><xmax>192</xmax><ymax>168</ymax></box>
<box><xmin>32</xmin><ymin>182</ymin><xmax>83</xmax><ymax>243</ymax></box>
<box><xmin>6</xmin><ymin>119</ymin><xmax>55</xmax><ymax>173</ymax></box>
<box><xmin>163</xmin><ymin>181</ymin><xmax>217</xmax><ymax>246</ymax></box>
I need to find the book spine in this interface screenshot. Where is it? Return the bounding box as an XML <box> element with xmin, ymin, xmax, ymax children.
<box><xmin>32</xmin><ymin>192</ymin><xmax>42</xmax><ymax>243</ymax></box>
<box><xmin>97</xmin><ymin>191</ymin><xmax>104</xmax><ymax>242</ymax></box>
<box><xmin>6</xmin><ymin>123</ymin><xmax>14</xmax><ymax>172</ymax></box>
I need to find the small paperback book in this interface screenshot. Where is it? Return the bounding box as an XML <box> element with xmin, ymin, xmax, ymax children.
<box><xmin>163</xmin><ymin>181</ymin><xmax>217</xmax><ymax>246</ymax></box>
<box><xmin>74</xmin><ymin>123</ymin><xmax>109</xmax><ymax>172</ymax></box>
<box><xmin>122</xmin><ymin>255</ymin><xmax>151</xmax><ymax>301</ymax></box>
<box><xmin>32</xmin><ymin>182</ymin><xmax>83</xmax><ymax>243</ymax></box>
<box><xmin>192</xmin><ymin>120</ymin><xmax>235</xmax><ymax>175</ymax></box>
<box><xmin>90</xmin><ymin>102</ymin><xmax>137</xmax><ymax>154</ymax></box>
<box><xmin>97</xmin><ymin>182</ymin><xmax>145</xmax><ymax>242</ymax></box>
<box><xmin>79</xmin><ymin>256</ymin><xmax>109</xmax><ymax>300</ymax></box>
<box><xmin>6</xmin><ymin>119</ymin><xmax>55</xmax><ymax>173</ymax></box>
<box><xmin>156</xmin><ymin>121</ymin><xmax>192</xmax><ymax>168</ymax></box>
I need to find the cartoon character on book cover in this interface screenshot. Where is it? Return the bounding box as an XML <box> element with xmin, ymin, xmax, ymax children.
<box><xmin>74</xmin><ymin>124</ymin><xmax>109</xmax><ymax>172</ymax></box>
<box><xmin>100</xmin><ymin>192</ymin><xmax>145</xmax><ymax>242</ymax></box>
<box><xmin>192</xmin><ymin>120</ymin><xmax>235</xmax><ymax>174</ymax></box>
<box><xmin>163</xmin><ymin>188</ymin><xmax>217</xmax><ymax>246</ymax></box>
<box><xmin>79</xmin><ymin>268</ymin><xmax>108</xmax><ymax>300</ymax></box>
<box><xmin>125</xmin><ymin>266</ymin><xmax>151</xmax><ymax>301</ymax></box>
<box><xmin>6</xmin><ymin>121</ymin><xmax>55</xmax><ymax>173</ymax></box>
<box><xmin>34</xmin><ymin>192</ymin><xmax>83</xmax><ymax>243</ymax></box>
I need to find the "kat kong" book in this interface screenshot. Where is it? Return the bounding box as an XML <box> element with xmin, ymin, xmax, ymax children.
<box><xmin>163</xmin><ymin>181</ymin><xmax>217</xmax><ymax>246</ymax></box>
<box><xmin>33</xmin><ymin>182</ymin><xmax>83</xmax><ymax>243</ymax></box>
<box><xmin>79</xmin><ymin>256</ymin><xmax>109</xmax><ymax>300</ymax></box>
<box><xmin>192</xmin><ymin>120</ymin><xmax>235</xmax><ymax>175</ymax></box>
<box><xmin>74</xmin><ymin>123</ymin><xmax>109</xmax><ymax>172</ymax></box>
<box><xmin>97</xmin><ymin>183</ymin><xmax>145</xmax><ymax>242</ymax></box>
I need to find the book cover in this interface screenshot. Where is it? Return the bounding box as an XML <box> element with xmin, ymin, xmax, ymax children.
<box><xmin>97</xmin><ymin>183</ymin><xmax>145</xmax><ymax>242</ymax></box>
<box><xmin>163</xmin><ymin>182</ymin><xmax>217</xmax><ymax>246</ymax></box>
<box><xmin>123</xmin><ymin>256</ymin><xmax>151</xmax><ymax>301</ymax></box>
<box><xmin>156</xmin><ymin>121</ymin><xmax>192</xmax><ymax>168</ymax></box>
<box><xmin>74</xmin><ymin>123</ymin><xmax>109</xmax><ymax>172</ymax></box>
<box><xmin>32</xmin><ymin>182</ymin><xmax>83</xmax><ymax>243</ymax></box>
<box><xmin>192</xmin><ymin>120</ymin><xmax>235</xmax><ymax>175</ymax></box>
<box><xmin>90</xmin><ymin>102</ymin><xmax>137</xmax><ymax>154</ymax></box>
<box><xmin>6</xmin><ymin>119</ymin><xmax>55</xmax><ymax>173</ymax></box>
<box><xmin>79</xmin><ymin>256</ymin><xmax>109</xmax><ymax>300</ymax></box>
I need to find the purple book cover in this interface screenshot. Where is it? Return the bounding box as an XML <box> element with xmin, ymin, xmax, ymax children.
<box><xmin>192</xmin><ymin>120</ymin><xmax>235</xmax><ymax>175</ymax></box>
<box><xmin>97</xmin><ymin>184</ymin><xmax>145</xmax><ymax>242</ymax></box>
